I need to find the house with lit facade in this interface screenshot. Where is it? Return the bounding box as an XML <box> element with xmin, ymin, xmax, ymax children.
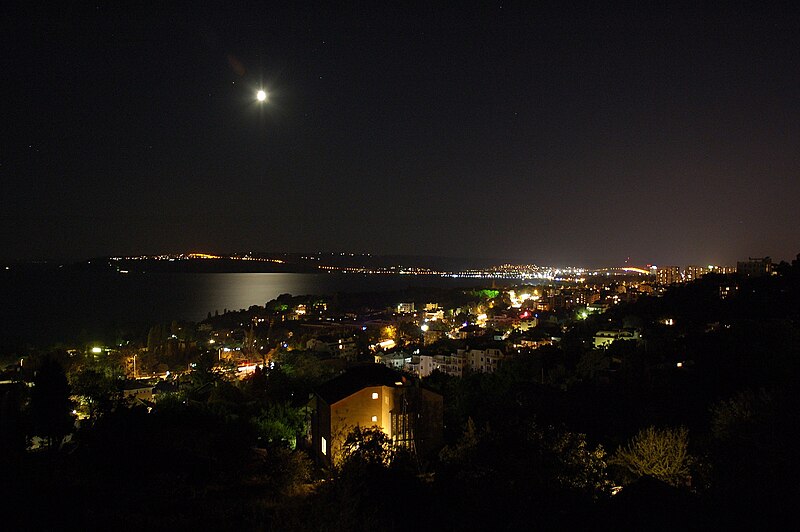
<box><xmin>593</xmin><ymin>329</ymin><xmax>641</xmax><ymax>348</ymax></box>
<box><xmin>306</xmin><ymin>335</ymin><xmax>359</xmax><ymax>360</ymax></box>
<box><xmin>374</xmin><ymin>350</ymin><xmax>413</xmax><ymax>370</ymax></box>
<box><xmin>466</xmin><ymin>347</ymin><xmax>506</xmax><ymax>374</ymax></box>
<box><xmin>411</xmin><ymin>347</ymin><xmax>507</xmax><ymax>378</ymax></box>
<box><xmin>310</xmin><ymin>364</ymin><xmax>443</xmax><ymax>467</ymax></box>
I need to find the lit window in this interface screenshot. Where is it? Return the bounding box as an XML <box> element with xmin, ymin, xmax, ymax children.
<box><xmin>371</xmin><ymin>415</ymin><xmax>378</xmax><ymax>422</ymax></box>
<box><xmin>371</xmin><ymin>392</ymin><xmax>379</xmax><ymax>399</ymax></box>
<box><xmin>321</xmin><ymin>436</ymin><xmax>327</xmax><ymax>455</ymax></box>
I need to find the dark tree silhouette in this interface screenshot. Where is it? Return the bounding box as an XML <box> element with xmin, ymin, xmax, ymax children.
<box><xmin>0</xmin><ymin>383</ymin><xmax>28</xmax><ymax>462</ymax></box>
<box><xmin>30</xmin><ymin>358</ymin><xmax>73</xmax><ymax>449</ymax></box>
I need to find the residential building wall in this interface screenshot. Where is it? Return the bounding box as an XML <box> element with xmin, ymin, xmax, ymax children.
<box><xmin>656</xmin><ymin>266</ymin><xmax>682</xmax><ymax>285</ymax></box>
<box><xmin>316</xmin><ymin>384</ymin><xmax>397</xmax><ymax>466</ymax></box>
<box><xmin>737</xmin><ymin>257</ymin><xmax>772</xmax><ymax>277</ymax></box>
<box><xmin>314</xmin><ymin>383</ymin><xmax>443</xmax><ymax>467</ymax></box>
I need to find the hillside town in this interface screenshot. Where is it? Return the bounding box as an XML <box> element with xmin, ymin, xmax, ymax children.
<box><xmin>2</xmin><ymin>254</ymin><xmax>797</xmax><ymax>529</ymax></box>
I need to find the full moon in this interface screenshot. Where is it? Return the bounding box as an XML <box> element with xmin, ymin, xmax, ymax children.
<box><xmin>256</xmin><ymin>90</ymin><xmax>267</xmax><ymax>102</ymax></box>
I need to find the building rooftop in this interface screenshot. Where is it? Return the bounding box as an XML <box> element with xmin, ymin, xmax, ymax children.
<box><xmin>315</xmin><ymin>364</ymin><xmax>403</xmax><ymax>405</ymax></box>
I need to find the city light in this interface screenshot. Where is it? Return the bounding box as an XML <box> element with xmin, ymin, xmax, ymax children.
<box><xmin>256</xmin><ymin>90</ymin><xmax>268</xmax><ymax>102</ymax></box>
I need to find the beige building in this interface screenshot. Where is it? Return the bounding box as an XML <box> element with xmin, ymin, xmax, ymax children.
<box><xmin>415</xmin><ymin>347</ymin><xmax>507</xmax><ymax>378</ymax></box>
<box><xmin>311</xmin><ymin>365</ymin><xmax>443</xmax><ymax>467</ymax></box>
<box><xmin>465</xmin><ymin>348</ymin><xmax>506</xmax><ymax>374</ymax></box>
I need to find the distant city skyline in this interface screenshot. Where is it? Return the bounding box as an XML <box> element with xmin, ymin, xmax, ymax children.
<box><xmin>6</xmin><ymin>249</ymin><xmax>794</xmax><ymax>272</ymax></box>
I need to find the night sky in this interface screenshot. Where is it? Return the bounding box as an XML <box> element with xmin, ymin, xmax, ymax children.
<box><xmin>3</xmin><ymin>3</ymin><xmax>799</xmax><ymax>266</ymax></box>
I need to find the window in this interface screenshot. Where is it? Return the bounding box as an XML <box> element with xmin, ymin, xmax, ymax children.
<box><xmin>371</xmin><ymin>415</ymin><xmax>378</xmax><ymax>422</ymax></box>
<box><xmin>321</xmin><ymin>436</ymin><xmax>327</xmax><ymax>455</ymax></box>
<box><xmin>371</xmin><ymin>392</ymin><xmax>379</xmax><ymax>399</ymax></box>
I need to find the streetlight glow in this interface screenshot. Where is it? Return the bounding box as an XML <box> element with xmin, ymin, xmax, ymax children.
<box><xmin>256</xmin><ymin>90</ymin><xmax>267</xmax><ymax>102</ymax></box>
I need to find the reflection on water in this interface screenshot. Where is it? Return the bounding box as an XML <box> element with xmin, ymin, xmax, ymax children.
<box><xmin>196</xmin><ymin>273</ymin><xmax>328</xmax><ymax>318</ymax></box>
<box><xmin>180</xmin><ymin>273</ymin><xmax>503</xmax><ymax>320</ymax></box>
<box><xmin>0</xmin><ymin>271</ymin><xmax>520</xmax><ymax>346</ymax></box>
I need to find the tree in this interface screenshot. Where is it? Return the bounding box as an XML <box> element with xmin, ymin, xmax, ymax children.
<box><xmin>30</xmin><ymin>358</ymin><xmax>74</xmax><ymax>449</ymax></box>
<box><xmin>613</xmin><ymin>426</ymin><xmax>693</xmax><ymax>487</ymax></box>
<box><xmin>294</xmin><ymin>425</ymin><xmax>420</xmax><ymax>531</ymax></box>
<box><xmin>253</xmin><ymin>402</ymin><xmax>307</xmax><ymax>449</ymax></box>
<box><xmin>70</xmin><ymin>367</ymin><xmax>121</xmax><ymax>419</ymax></box>
<box><xmin>258</xmin><ymin>447</ymin><xmax>312</xmax><ymax>495</ymax></box>
<box><xmin>576</xmin><ymin>349</ymin><xmax>611</xmax><ymax>381</ymax></box>
<box><xmin>439</xmin><ymin>419</ymin><xmax>611</xmax><ymax>498</ymax></box>
<box><xmin>189</xmin><ymin>351</ymin><xmax>222</xmax><ymax>389</ymax></box>
<box><xmin>438</xmin><ymin>417</ymin><xmax>481</xmax><ymax>472</ymax></box>
<box><xmin>546</xmin><ymin>428</ymin><xmax>612</xmax><ymax>497</ymax></box>
<box><xmin>0</xmin><ymin>384</ymin><xmax>28</xmax><ymax>462</ymax></box>
<box><xmin>243</xmin><ymin>325</ymin><xmax>259</xmax><ymax>357</ymax></box>
<box><xmin>708</xmin><ymin>388</ymin><xmax>792</xmax><ymax>513</ymax></box>
<box><xmin>338</xmin><ymin>425</ymin><xmax>393</xmax><ymax>470</ymax></box>
<box><xmin>147</xmin><ymin>324</ymin><xmax>164</xmax><ymax>354</ymax></box>
<box><xmin>709</xmin><ymin>388</ymin><xmax>774</xmax><ymax>442</ymax></box>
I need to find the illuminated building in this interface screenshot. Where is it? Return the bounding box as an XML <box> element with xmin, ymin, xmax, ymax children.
<box><xmin>684</xmin><ymin>265</ymin><xmax>709</xmax><ymax>282</ymax></box>
<box><xmin>415</xmin><ymin>348</ymin><xmax>506</xmax><ymax>378</ymax></box>
<box><xmin>306</xmin><ymin>336</ymin><xmax>359</xmax><ymax>360</ymax></box>
<box><xmin>423</xmin><ymin>309</ymin><xmax>444</xmax><ymax>321</ymax></box>
<box><xmin>709</xmin><ymin>265</ymin><xmax>736</xmax><ymax>275</ymax></box>
<box><xmin>310</xmin><ymin>365</ymin><xmax>443</xmax><ymax>467</ymax></box>
<box><xmin>655</xmin><ymin>266</ymin><xmax>682</xmax><ymax>285</ymax></box>
<box><xmin>374</xmin><ymin>351</ymin><xmax>413</xmax><ymax>370</ymax></box>
<box><xmin>719</xmin><ymin>285</ymin><xmax>737</xmax><ymax>299</ymax></box>
<box><xmin>396</xmin><ymin>302</ymin><xmax>415</xmax><ymax>313</ymax></box>
<box><xmin>571</xmin><ymin>289</ymin><xmax>589</xmax><ymax>306</ymax></box>
<box><xmin>465</xmin><ymin>348</ymin><xmax>506</xmax><ymax>374</ymax></box>
<box><xmin>593</xmin><ymin>329</ymin><xmax>640</xmax><ymax>348</ymax></box>
<box><xmin>486</xmin><ymin>314</ymin><xmax>517</xmax><ymax>330</ymax></box>
<box><xmin>434</xmin><ymin>353</ymin><xmax>460</xmax><ymax>377</ymax></box>
<box><xmin>516</xmin><ymin>317</ymin><xmax>538</xmax><ymax>332</ymax></box>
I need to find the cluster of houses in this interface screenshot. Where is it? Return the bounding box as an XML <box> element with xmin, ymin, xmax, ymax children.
<box><xmin>309</xmin><ymin>331</ymin><xmax>647</xmax><ymax>467</ymax></box>
<box><xmin>375</xmin><ymin>346</ymin><xmax>510</xmax><ymax>378</ymax></box>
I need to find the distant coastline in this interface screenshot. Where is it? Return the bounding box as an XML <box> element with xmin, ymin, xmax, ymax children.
<box><xmin>0</xmin><ymin>270</ymin><xmax>514</xmax><ymax>351</ymax></box>
<box><xmin>1</xmin><ymin>252</ymin><xmax>496</xmax><ymax>275</ymax></box>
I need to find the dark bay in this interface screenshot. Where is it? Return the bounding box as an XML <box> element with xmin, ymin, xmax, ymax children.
<box><xmin>0</xmin><ymin>271</ymin><xmax>508</xmax><ymax>348</ymax></box>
